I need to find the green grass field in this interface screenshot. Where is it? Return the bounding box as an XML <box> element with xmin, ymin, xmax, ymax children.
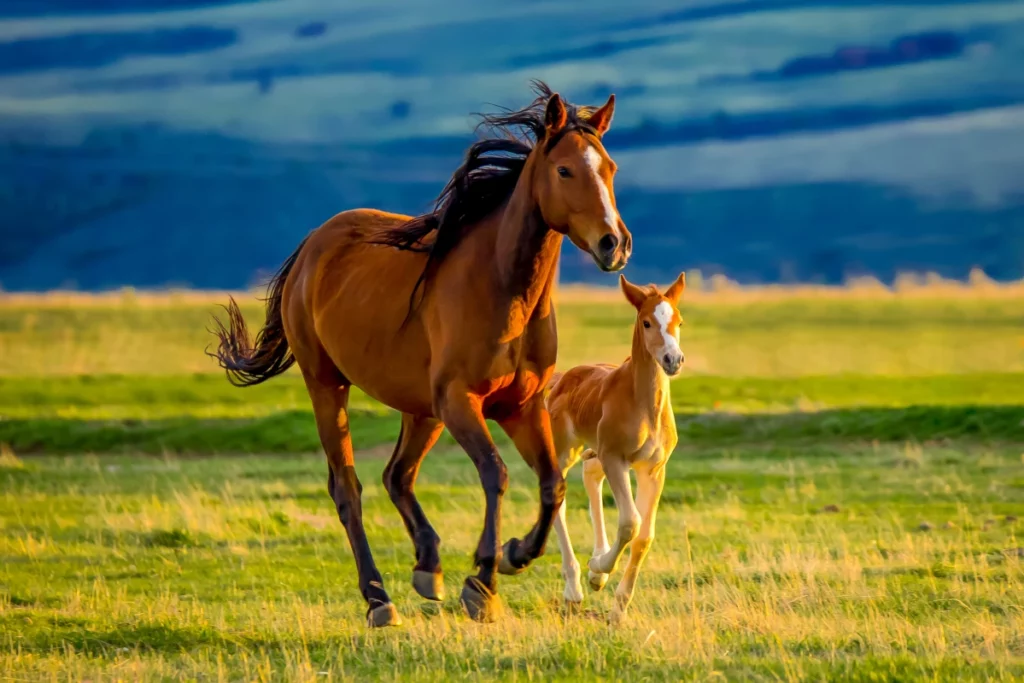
<box><xmin>1</xmin><ymin>284</ymin><xmax>1022</xmax><ymax>680</ymax></box>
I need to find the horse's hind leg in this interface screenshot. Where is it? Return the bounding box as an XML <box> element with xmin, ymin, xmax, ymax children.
<box><xmin>305</xmin><ymin>371</ymin><xmax>399</xmax><ymax>628</ymax></box>
<box><xmin>382</xmin><ymin>413</ymin><xmax>445</xmax><ymax>601</ymax></box>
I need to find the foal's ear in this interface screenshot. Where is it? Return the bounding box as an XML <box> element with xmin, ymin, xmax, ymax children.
<box><xmin>619</xmin><ymin>274</ymin><xmax>647</xmax><ymax>310</ymax></box>
<box><xmin>665</xmin><ymin>271</ymin><xmax>686</xmax><ymax>304</ymax></box>
<box><xmin>545</xmin><ymin>93</ymin><xmax>568</xmax><ymax>134</ymax></box>
<box><xmin>588</xmin><ymin>94</ymin><xmax>615</xmax><ymax>136</ymax></box>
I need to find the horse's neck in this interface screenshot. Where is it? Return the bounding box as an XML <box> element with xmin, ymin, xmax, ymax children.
<box><xmin>629</xmin><ymin>325</ymin><xmax>671</xmax><ymax>419</ymax></box>
<box><xmin>489</xmin><ymin>168</ymin><xmax>562</xmax><ymax>325</ymax></box>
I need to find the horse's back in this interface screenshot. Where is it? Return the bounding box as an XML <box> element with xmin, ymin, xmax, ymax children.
<box><xmin>325</xmin><ymin>207</ymin><xmax>412</xmax><ymax>235</ymax></box>
<box><xmin>292</xmin><ymin>208</ymin><xmax>426</xmax><ymax>313</ymax></box>
<box><xmin>302</xmin><ymin>208</ymin><xmax>413</xmax><ymax>255</ymax></box>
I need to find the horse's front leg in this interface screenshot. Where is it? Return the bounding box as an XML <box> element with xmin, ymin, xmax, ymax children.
<box><xmin>495</xmin><ymin>395</ymin><xmax>567</xmax><ymax>575</ymax></box>
<box><xmin>435</xmin><ymin>384</ymin><xmax>508</xmax><ymax>622</ymax></box>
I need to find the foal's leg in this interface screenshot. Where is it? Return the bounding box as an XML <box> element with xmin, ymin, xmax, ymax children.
<box><xmin>581</xmin><ymin>453</ymin><xmax>611</xmax><ymax>591</ymax></box>
<box><xmin>610</xmin><ymin>462</ymin><xmax>666</xmax><ymax>624</ymax></box>
<box><xmin>588</xmin><ymin>455</ymin><xmax>640</xmax><ymax>576</ymax></box>
<box><xmin>496</xmin><ymin>396</ymin><xmax>567</xmax><ymax>575</ymax></box>
<box><xmin>552</xmin><ymin>498</ymin><xmax>584</xmax><ymax>604</ymax></box>
<box><xmin>305</xmin><ymin>374</ymin><xmax>398</xmax><ymax>627</ymax></box>
<box><xmin>551</xmin><ymin>446</ymin><xmax>585</xmax><ymax>604</ymax></box>
<box><xmin>382</xmin><ymin>413</ymin><xmax>445</xmax><ymax>601</ymax></box>
<box><xmin>436</xmin><ymin>385</ymin><xmax>508</xmax><ymax>622</ymax></box>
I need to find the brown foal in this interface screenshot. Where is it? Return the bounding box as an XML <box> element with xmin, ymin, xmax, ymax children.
<box><xmin>547</xmin><ymin>272</ymin><xmax>686</xmax><ymax>622</ymax></box>
<box><xmin>211</xmin><ymin>82</ymin><xmax>632</xmax><ymax>627</ymax></box>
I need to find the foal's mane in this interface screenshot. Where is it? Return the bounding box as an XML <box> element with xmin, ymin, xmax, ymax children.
<box><xmin>372</xmin><ymin>80</ymin><xmax>598</xmax><ymax>315</ymax></box>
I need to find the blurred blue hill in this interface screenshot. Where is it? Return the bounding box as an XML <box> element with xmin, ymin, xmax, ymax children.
<box><xmin>1</xmin><ymin>0</ymin><xmax>1023</xmax><ymax>290</ymax></box>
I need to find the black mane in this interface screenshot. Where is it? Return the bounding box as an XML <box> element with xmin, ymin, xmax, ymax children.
<box><xmin>372</xmin><ymin>80</ymin><xmax>599</xmax><ymax>315</ymax></box>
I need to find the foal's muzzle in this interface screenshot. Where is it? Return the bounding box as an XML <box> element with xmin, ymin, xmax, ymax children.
<box><xmin>660</xmin><ymin>351</ymin><xmax>684</xmax><ymax>377</ymax></box>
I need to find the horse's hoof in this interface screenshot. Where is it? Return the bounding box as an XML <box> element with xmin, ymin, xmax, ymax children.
<box><xmin>588</xmin><ymin>570</ymin><xmax>609</xmax><ymax>592</ymax></box>
<box><xmin>366</xmin><ymin>602</ymin><xmax>402</xmax><ymax>628</ymax></box>
<box><xmin>412</xmin><ymin>570</ymin><xmax>445</xmax><ymax>602</ymax></box>
<box><xmin>588</xmin><ymin>553</ymin><xmax>616</xmax><ymax>576</ymax></box>
<box><xmin>460</xmin><ymin>578</ymin><xmax>502</xmax><ymax>623</ymax></box>
<box><xmin>497</xmin><ymin>538</ymin><xmax>527</xmax><ymax>576</ymax></box>
<box><xmin>608</xmin><ymin>607</ymin><xmax>628</xmax><ymax>625</ymax></box>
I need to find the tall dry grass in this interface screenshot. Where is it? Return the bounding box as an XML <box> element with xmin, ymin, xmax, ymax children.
<box><xmin>2</xmin><ymin>268</ymin><xmax>1022</xmax><ymax>309</ymax></box>
<box><xmin>0</xmin><ymin>269</ymin><xmax>1020</xmax><ymax>377</ymax></box>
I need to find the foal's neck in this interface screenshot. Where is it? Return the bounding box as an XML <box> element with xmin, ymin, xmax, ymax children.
<box><xmin>492</xmin><ymin>159</ymin><xmax>562</xmax><ymax>324</ymax></box>
<box><xmin>630</xmin><ymin>323</ymin><xmax>671</xmax><ymax>417</ymax></box>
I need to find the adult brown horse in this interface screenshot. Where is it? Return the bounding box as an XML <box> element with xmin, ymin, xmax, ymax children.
<box><xmin>210</xmin><ymin>81</ymin><xmax>632</xmax><ymax>627</ymax></box>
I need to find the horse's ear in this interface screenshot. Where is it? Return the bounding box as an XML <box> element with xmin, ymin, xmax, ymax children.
<box><xmin>665</xmin><ymin>271</ymin><xmax>686</xmax><ymax>304</ymax></box>
<box><xmin>619</xmin><ymin>274</ymin><xmax>646</xmax><ymax>310</ymax></box>
<box><xmin>545</xmin><ymin>93</ymin><xmax>567</xmax><ymax>133</ymax></box>
<box><xmin>588</xmin><ymin>94</ymin><xmax>615</xmax><ymax>136</ymax></box>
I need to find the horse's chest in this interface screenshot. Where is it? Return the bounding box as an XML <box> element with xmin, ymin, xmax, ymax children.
<box><xmin>481</xmin><ymin>328</ymin><xmax>555</xmax><ymax>415</ymax></box>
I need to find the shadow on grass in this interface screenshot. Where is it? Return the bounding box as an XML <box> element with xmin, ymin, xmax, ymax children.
<box><xmin>677</xmin><ymin>404</ymin><xmax>1024</xmax><ymax>444</ymax></box>
<box><xmin>0</xmin><ymin>409</ymin><xmax>396</xmax><ymax>454</ymax></box>
<box><xmin>0</xmin><ymin>405</ymin><xmax>1021</xmax><ymax>455</ymax></box>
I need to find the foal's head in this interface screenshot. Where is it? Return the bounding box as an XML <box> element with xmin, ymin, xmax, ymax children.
<box><xmin>532</xmin><ymin>93</ymin><xmax>631</xmax><ymax>272</ymax></box>
<box><xmin>620</xmin><ymin>272</ymin><xmax>686</xmax><ymax>376</ymax></box>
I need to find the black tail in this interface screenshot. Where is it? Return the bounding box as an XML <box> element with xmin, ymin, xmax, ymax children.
<box><xmin>208</xmin><ymin>236</ymin><xmax>309</xmax><ymax>387</ymax></box>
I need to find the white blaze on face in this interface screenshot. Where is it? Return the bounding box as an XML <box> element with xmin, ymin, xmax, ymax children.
<box><xmin>584</xmin><ymin>145</ymin><xmax>619</xmax><ymax>230</ymax></box>
<box><xmin>652</xmin><ymin>301</ymin><xmax>681</xmax><ymax>360</ymax></box>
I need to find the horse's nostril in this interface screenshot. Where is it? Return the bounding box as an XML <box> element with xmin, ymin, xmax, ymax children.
<box><xmin>598</xmin><ymin>233</ymin><xmax>618</xmax><ymax>254</ymax></box>
<box><xmin>663</xmin><ymin>354</ymin><xmax>672</xmax><ymax>366</ymax></box>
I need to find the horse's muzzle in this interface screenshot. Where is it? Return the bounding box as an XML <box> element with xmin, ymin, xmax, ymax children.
<box><xmin>592</xmin><ymin>230</ymin><xmax>631</xmax><ymax>272</ymax></box>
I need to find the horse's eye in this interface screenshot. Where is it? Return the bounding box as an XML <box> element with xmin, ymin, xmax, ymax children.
<box><xmin>557</xmin><ymin>166</ymin><xmax>572</xmax><ymax>178</ymax></box>
<box><xmin>643</xmin><ymin>321</ymin><xmax>650</xmax><ymax>328</ymax></box>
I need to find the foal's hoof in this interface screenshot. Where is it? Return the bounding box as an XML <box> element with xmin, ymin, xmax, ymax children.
<box><xmin>366</xmin><ymin>602</ymin><xmax>402</xmax><ymax>628</ymax></box>
<box><xmin>460</xmin><ymin>578</ymin><xmax>502</xmax><ymax>623</ymax></box>
<box><xmin>412</xmin><ymin>570</ymin><xmax>445</xmax><ymax>602</ymax></box>
<box><xmin>564</xmin><ymin>584</ymin><xmax>585</xmax><ymax>604</ymax></box>
<box><xmin>497</xmin><ymin>538</ymin><xmax>527</xmax><ymax>576</ymax></box>
<box><xmin>588</xmin><ymin>570</ymin><xmax>609</xmax><ymax>592</ymax></box>
<box><xmin>588</xmin><ymin>553</ymin><xmax>617</xmax><ymax>576</ymax></box>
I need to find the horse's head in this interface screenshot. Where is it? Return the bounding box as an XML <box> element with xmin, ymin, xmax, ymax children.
<box><xmin>532</xmin><ymin>93</ymin><xmax>631</xmax><ymax>272</ymax></box>
<box><xmin>619</xmin><ymin>271</ymin><xmax>686</xmax><ymax>376</ymax></box>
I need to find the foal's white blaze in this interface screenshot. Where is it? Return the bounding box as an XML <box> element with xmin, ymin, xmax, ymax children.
<box><xmin>584</xmin><ymin>146</ymin><xmax>619</xmax><ymax>230</ymax></box>
<box><xmin>653</xmin><ymin>301</ymin><xmax>681</xmax><ymax>359</ymax></box>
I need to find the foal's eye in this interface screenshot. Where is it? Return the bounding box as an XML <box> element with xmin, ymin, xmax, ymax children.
<box><xmin>557</xmin><ymin>166</ymin><xmax>572</xmax><ymax>178</ymax></box>
<box><xmin>643</xmin><ymin>321</ymin><xmax>650</xmax><ymax>329</ymax></box>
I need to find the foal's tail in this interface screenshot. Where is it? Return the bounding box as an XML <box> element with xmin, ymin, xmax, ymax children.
<box><xmin>208</xmin><ymin>236</ymin><xmax>309</xmax><ymax>387</ymax></box>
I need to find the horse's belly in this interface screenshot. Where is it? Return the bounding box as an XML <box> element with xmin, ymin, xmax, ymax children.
<box><xmin>325</xmin><ymin>319</ymin><xmax>433</xmax><ymax>415</ymax></box>
<box><xmin>344</xmin><ymin>361</ymin><xmax>434</xmax><ymax>417</ymax></box>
